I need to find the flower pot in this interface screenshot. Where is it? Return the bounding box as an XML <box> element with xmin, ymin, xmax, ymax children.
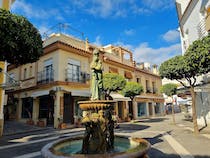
<box><xmin>37</xmin><ymin>120</ymin><xmax>45</xmax><ymax>127</ymax></box>
<box><xmin>59</xmin><ymin>123</ymin><xmax>67</xmax><ymax>129</ymax></box>
<box><xmin>26</xmin><ymin>119</ymin><xmax>34</xmax><ymax>125</ymax></box>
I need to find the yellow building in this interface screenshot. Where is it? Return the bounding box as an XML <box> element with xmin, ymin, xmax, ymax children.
<box><xmin>0</xmin><ymin>0</ymin><xmax>15</xmax><ymax>10</ymax></box>
<box><xmin>5</xmin><ymin>33</ymin><xmax>164</xmax><ymax>128</ymax></box>
<box><xmin>101</xmin><ymin>44</ymin><xmax>164</xmax><ymax>120</ymax></box>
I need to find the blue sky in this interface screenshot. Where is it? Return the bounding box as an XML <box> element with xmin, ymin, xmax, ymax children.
<box><xmin>11</xmin><ymin>0</ymin><xmax>181</xmax><ymax>66</ymax></box>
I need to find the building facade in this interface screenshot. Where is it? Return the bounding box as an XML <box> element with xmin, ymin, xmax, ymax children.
<box><xmin>5</xmin><ymin>33</ymin><xmax>164</xmax><ymax>128</ymax></box>
<box><xmin>175</xmin><ymin>0</ymin><xmax>210</xmax><ymax>126</ymax></box>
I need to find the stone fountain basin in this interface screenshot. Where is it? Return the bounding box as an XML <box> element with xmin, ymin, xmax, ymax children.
<box><xmin>78</xmin><ymin>100</ymin><xmax>116</xmax><ymax>110</ymax></box>
<box><xmin>41</xmin><ymin>135</ymin><xmax>150</xmax><ymax>158</ymax></box>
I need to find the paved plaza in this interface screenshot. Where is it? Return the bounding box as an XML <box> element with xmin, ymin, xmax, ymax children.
<box><xmin>0</xmin><ymin>113</ymin><xmax>210</xmax><ymax>158</ymax></box>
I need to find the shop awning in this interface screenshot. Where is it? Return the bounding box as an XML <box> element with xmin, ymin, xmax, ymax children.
<box><xmin>110</xmin><ymin>93</ymin><xmax>131</xmax><ymax>101</ymax></box>
<box><xmin>135</xmin><ymin>95</ymin><xmax>164</xmax><ymax>103</ymax></box>
<box><xmin>31</xmin><ymin>90</ymin><xmax>49</xmax><ymax>98</ymax></box>
<box><xmin>109</xmin><ymin>67</ymin><xmax>118</xmax><ymax>73</ymax></box>
<box><xmin>124</xmin><ymin>71</ymin><xmax>133</xmax><ymax>79</ymax></box>
<box><xmin>71</xmin><ymin>90</ymin><xmax>91</xmax><ymax>97</ymax></box>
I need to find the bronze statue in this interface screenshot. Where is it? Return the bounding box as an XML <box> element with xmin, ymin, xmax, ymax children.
<box><xmin>90</xmin><ymin>49</ymin><xmax>103</xmax><ymax>100</ymax></box>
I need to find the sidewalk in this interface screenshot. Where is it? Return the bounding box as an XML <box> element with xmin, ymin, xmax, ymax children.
<box><xmin>137</xmin><ymin>113</ymin><xmax>210</xmax><ymax>157</ymax></box>
<box><xmin>170</xmin><ymin>113</ymin><xmax>210</xmax><ymax>135</ymax></box>
<box><xmin>167</xmin><ymin>114</ymin><xmax>210</xmax><ymax>157</ymax></box>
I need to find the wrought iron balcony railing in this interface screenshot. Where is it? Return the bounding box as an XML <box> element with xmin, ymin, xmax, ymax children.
<box><xmin>65</xmin><ymin>69</ymin><xmax>90</xmax><ymax>83</ymax></box>
<box><xmin>37</xmin><ymin>69</ymin><xmax>54</xmax><ymax>84</ymax></box>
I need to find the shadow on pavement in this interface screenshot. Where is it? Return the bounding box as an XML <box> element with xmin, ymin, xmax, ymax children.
<box><xmin>148</xmin><ymin>148</ymin><xmax>210</xmax><ymax>158</ymax></box>
<box><xmin>148</xmin><ymin>148</ymin><xmax>180</xmax><ymax>158</ymax></box>
<box><xmin>144</xmin><ymin>133</ymin><xmax>164</xmax><ymax>145</ymax></box>
<box><xmin>134</xmin><ymin>117</ymin><xmax>169</xmax><ymax>123</ymax></box>
<box><xmin>117</xmin><ymin>123</ymin><xmax>150</xmax><ymax>133</ymax></box>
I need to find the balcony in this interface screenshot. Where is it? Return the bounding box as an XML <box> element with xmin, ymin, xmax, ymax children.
<box><xmin>65</xmin><ymin>69</ymin><xmax>90</xmax><ymax>83</ymax></box>
<box><xmin>37</xmin><ymin>69</ymin><xmax>54</xmax><ymax>84</ymax></box>
<box><xmin>152</xmin><ymin>88</ymin><xmax>158</xmax><ymax>94</ymax></box>
<box><xmin>146</xmin><ymin>87</ymin><xmax>152</xmax><ymax>93</ymax></box>
<box><xmin>104</xmin><ymin>53</ymin><xmax>133</xmax><ymax>66</ymax></box>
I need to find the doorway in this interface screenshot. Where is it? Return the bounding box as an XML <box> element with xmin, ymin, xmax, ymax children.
<box><xmin>148</xmin><ymin>102</ymin><xmax>153</xmax><ymax>116</ymax></box>
<box><xmin>39</xmin><ymin>95</ymin><xmax>54</xmax><ymax>126</ymax></box>
<box><xmin>63</xmin><ymin>93</ymin><xmax>74</xmax><ymax>124</ymax></box>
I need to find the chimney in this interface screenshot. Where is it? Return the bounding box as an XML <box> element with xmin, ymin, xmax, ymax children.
<box><xmin>152</xmin><ymin>64</ymin><xmax>158</xmax><ymax>74</ymax></box>
<box><xmin>85</xmin><ymin>38</ymin><xmax>89</xmax><ymax>51</ymax></box>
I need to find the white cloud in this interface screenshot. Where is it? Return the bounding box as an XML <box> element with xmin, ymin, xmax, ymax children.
<box><xmin>86</xmin><ymin>0</ymin><xmax>113</xmax><ymax>18</ymax></box>
<box><xmin>105</xmin><ymin>40</ymin><xmax>181</xmax><ymax>65</ymax></box>
<box><xmin>124</xmin><ymin>29</ymin><xmax>135</xmax><ymax>36</ymax></box>
<box><xmin>162</xmin><ymin>29</ymin><xmax>180</xmax><ymax>42</ymax></box>
<box><xmin>141</xmin><ymin>0</ymin><xmax>174</xmax><ymax>10</ymax></box>
<box><xmin>131</xmin><ymin>4</ymin><xmax>151</xmax><ymax>15</ymax></box>
<box><xmin>11</xmin><ymin>0</ymin><xmax>63</xmax><ymax>20</ymax></box>
<box><xmin>133</xmin><ymin>42</ymin><xmax>182</xmax><ymax>65</ymax></box>
<box><xmin>93</xmin><ymin>35</ymin><xmax>102</xmax><ymax>46</ymax></box>
<box><xmin>69</xmin><ymin>0</ymin><xmax>153</xmax><ymax>18</ymax></box>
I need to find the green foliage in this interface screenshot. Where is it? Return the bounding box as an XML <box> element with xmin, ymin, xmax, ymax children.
<box><xmin>184</xmin><ymin>35</ymin><xmax>210</xmax><ymax>76</ymax></box>
<box><xmin>0</xmin><ymin>9</ymin><xmax>43</xmax><ymax>65</ymax></box>
<box><xmin>122</xmin><ymin>82</ymin><xmax>143</xmax><ymax>99</ymax></box>
<box><xmin>160</xmin><ymin>83</ymin><xmax>177</xmax><ymax>96</ymax></box>
<box><xmin>103</xmin><ymin>73</ymin><xmax>126</xmax><ymax>95</ymax></box>
<box><xmin>159</xmin><ymin>35</ymin><xmax>210</xmax><ymax>86</ymax></box>
<box><xmin>159</xmin><ymin>55</ymin><xmax>186</xmax><ymax>80</ymax></box>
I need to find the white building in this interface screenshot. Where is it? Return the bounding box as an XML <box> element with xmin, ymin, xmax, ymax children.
<box><xmin>175</xmin><ymin>0</ymin><xmax>210</xmax><ymax>126</ymax></box>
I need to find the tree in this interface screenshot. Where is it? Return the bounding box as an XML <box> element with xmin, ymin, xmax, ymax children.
<box><xmin>122</xmin><ymin>82</ymin><xmax>143</xmax><ymax>119</ymax></box>
<box><xmin>161</xmin><ymin>83</ymin><xmax>177</xmax><ymax>96</ymax></box>
<box><xmin>103</xmin><ymin>73</ymin><xmax>126</xmax><ymax>99</ymax></box>
<box><xmin>0</xmin><ymin>9</ymin><xmax>43</xmax><ymax>65</ymax></box>
<box><xmin>159</xmin><ymin>35</ymin><xmax>210</xmax><ymax>134</ymax></box>
<box><xmin>161</xmin><ymin>83</ymin><xmax>177</xmax><ymax>124</ymax></box>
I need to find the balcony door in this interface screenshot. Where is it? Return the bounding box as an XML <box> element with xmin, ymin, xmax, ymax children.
<box><xmin>67</xmin><ymin>59</ymin><xmax>81</xmax><ymax>82</ymax></box>
<box><xmin>44</xmin><ymin>58</ymin><xmax>53</xmax><ymax>82</ymax></box>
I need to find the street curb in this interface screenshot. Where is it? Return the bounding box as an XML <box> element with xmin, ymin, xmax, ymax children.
<box><xmin>3</xmin><ymin>127</ymin><xmax>54</xmax><ymax>136</ymax></box>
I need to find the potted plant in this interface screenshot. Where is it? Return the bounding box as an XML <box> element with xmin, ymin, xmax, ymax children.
<box><xmin>58</xmin><ymin>118</ymin><xmax>67</xmax><ymax>129</ymax></box>
<box><xmin>26</xmin><ymin>108</ymin><xmax>34</xmax><ymax>125</ymax></box>
<box><xmin>37</xmin><ymin>118</ymin><xmax>45</xmax><ymax>127</ymax></box>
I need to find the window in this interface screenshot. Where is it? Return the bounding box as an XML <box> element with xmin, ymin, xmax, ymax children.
<box><xmin>155</xmin><ymin>103</ymin><xmax>161</xmax><ymax>114</ymax></box>
<box><xmin>146</xmin><ymin>80</ymin><xmax>150</xmax><ymax>92</ymax></box>
<box><xmin>66</xmin><ymin>59</ymin><xmax>81</xmax><ymax>82</ymax></box>
<box><xmin>9</xmin><ymin>73</ymin><xmax>15</xmax><ymax>83</ymax></box>
<box><xmin>22</xmin><ymin>97</ymin><xmax>33</xmax><ymax>118</ymax></box>
<box><xmin>136</xmin><ymin>77</ymin><xmax>141</xmax><ymax>83</ymax></box>
<box><xmin>137</xmin><ymin>102</ymin><xmax>146</xmax><ymax>117</ymax></box>
<box><xmin>23</xmin><ymin>68</ymin><xmax>27</xmax><ymax>79</ymax></box>
<box><xmin>29</xmin><ymin>66</ymin><xmax>32</xmax><ymax>77</ymax></box>
<box><xmin>152</xmin><ymin>81</ymin><xmax>156</xmax><ymax>93</ymax></box>
<box><xmin>44</xmin><ymin>58</ymin><xmax>53</xmax><ymax>81</ymax></box>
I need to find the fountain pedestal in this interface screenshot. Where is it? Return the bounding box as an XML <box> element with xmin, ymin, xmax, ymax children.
<box><xmin>78</xmin><ymin>100</ymin><xmax>116</xmax><ymax>154</ymax></box>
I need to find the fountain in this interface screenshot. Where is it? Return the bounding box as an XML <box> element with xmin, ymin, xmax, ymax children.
<box><xmin>41</xmin><ymin>49</ymin><xmax>150</xmax><ymax>158</ymax></box>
